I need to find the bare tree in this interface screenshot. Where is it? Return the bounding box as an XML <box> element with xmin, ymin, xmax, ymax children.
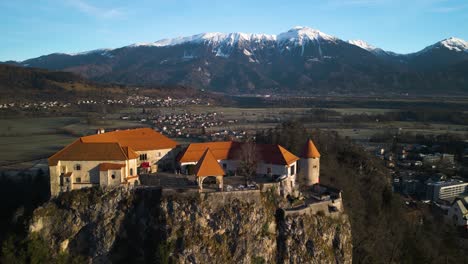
<box><xmin>237</xmin><ymin>140</ymin><xmax>257</xmax><ymax>184</ymax></box>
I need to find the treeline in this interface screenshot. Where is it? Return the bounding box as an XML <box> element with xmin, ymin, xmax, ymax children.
<box><xmin>0</xmin><ymin>170</ymin><xmax>51</xmax><ymax>263</ymax></box>
<box><xmin>299</xmin><ymin>108</ymin><xmax>468</xmax><ymax>125</ymax></box>
<box><xmin>345</xmin><ymin>110</ymin><xmax>468</xmax><ymax>125</ymax></box>
<box><xmin>256</xmin><ymin>121</ymin><xmax>467</xmax><ymax>263</ymax></box>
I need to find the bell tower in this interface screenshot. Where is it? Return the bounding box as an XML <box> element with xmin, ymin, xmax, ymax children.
<box><xmin>299</xmin><ymin>139</ymin><xmax>321</xmax><ymax>186</ymax></box>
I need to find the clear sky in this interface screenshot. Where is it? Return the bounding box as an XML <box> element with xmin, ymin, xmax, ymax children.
<box><xmin>1</xmin><ymin>0</ymin><xmax>467</xmax><ymax>61</ymax></box>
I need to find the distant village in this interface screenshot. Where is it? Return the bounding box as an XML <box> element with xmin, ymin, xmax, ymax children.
<box><xmin>0</xmin><ymin>96</ymin><xmax>209</xmax><ymax>111</ymax></box>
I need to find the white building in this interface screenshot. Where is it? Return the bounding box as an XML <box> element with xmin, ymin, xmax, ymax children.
<box><xmin>177</xmin><ymin>141</ymin><xmax>300</xmax><ymax>193</ymax></box>
<box><xmin>48</xmin><ymin>128</ymin><xmax>178</xmax><ymax>196</ymax></box>
<box><xmin>426</xmin><ymin>180</ymin><xmax>468</xmax><ymax>201</ymax></box>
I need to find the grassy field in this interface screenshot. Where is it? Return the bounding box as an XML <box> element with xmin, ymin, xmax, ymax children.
<box><xmin>0</xmin><ymin>116</ymin><xmax>144</xmax><ymax>166</ymax></box>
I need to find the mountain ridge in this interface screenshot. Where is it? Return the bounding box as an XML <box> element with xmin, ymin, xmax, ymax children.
<box><xmin>9</xmin><ymin>26</ymin><xmax>467</xmax><ymax>60</ymax></box>
<box><xmin>3</xmin><ymin>26</ymin><xmax>468</xmax><ymax>95</ymax></box>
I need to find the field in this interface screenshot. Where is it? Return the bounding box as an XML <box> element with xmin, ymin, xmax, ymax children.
<box><xmin>0</xmin><ymin>116</ymin><xmax>144</xmax><ymax>169</ymax></box>
<box><xmin>1</xmin><ymin>96</ymin><xmax>468</xmax><ymax>171</ymax></box>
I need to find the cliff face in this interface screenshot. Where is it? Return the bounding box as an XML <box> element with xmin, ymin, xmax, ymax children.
<box><xmin>29</xmin><ymin>187</ymin><xmax>352</xmax><ymax>263</ymax></box>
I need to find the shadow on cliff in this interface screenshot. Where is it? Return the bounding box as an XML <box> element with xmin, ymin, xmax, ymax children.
<box><xmin>100</xmin><ymin>188</ymin><xmax>166</xmax><ymax>263</ymax></box>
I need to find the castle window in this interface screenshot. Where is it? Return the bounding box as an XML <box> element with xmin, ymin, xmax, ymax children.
<box><xmin>75</xmin><ymin>164</ymin><xmax>81</xmax><ymax>171</ymax></box>
<box><xmin>76</xmin><ymin>177</ymin><xmax>81</xmax><ymax>183</ymax></box>
<box><xmin>158</xmin><ymin>152</ymin><xmax>162</xmax><ymax>157</ymax></box>
<box><xmin>140</xmin><ymin>154</ymin><xmax>147</xmax><ymax>161</ymax></box>
<box><xmin>65</xmin><ymin>178</ymin><xmax>70</xmax><ymax>183</ymax></box>
<box><xmin>267</xmin><ymin>167</ymin><xmax>272</xmax><ymax>174</ymax></box>
<box><xmin>290</xmin><ymin>165</ymin><xmax>295</xmax><ymax>175</ymax></box>
<box><xmin>313</xmin><ymin>165</ymin><xmax>317</xmax><ymax>168</ymax></box>
<box><xmin>111</xmin><ymin>174</ymin><xmax>116</xmax><ymax>179</ymax></box>
<box><xmin>222</xmin><ymin>163</ymin><xmax>227</xmax><ymax>169</ymax></box>
<box><xmin>130</xmin><ymin>168</ymin><xmax>134</xmax><ymax>176</ymax></box>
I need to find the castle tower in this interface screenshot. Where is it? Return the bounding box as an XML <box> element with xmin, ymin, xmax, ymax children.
<box><xmin>299</xmin><ymin>139</ymin><xmax>321</xmax><ymax>186</ymax></box>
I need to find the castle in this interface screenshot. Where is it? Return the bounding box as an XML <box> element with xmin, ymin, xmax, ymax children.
<box><xmin>48</xmin><ymin>128</ymin><xmax>322</xmax><ymax>197</ymax></box>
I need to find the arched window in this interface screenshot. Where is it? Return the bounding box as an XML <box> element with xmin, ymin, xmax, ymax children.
<box><xmin>111</xmin><ymin>174</ymin><xmax>116</xmax><ymax>179</ymax></box>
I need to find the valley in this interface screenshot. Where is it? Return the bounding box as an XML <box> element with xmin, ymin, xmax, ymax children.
<box><xmin>2</xmin><ymin>95</ymin><xmax>467</xmax><ymax>174</ymax></box>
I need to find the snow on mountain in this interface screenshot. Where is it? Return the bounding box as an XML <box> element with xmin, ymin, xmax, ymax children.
<box><xmin>68</xmin><ymin>48</ymin><xmax>113</xmax><ymax>56</ymax></box>
<box><xmin>129</xmin><ymin>32</ymin><xmax>276</xmax><ymax>48</ymax></box>
<box><xmin>348</xmin><ymin>40</ymin><xmax>378</xmax><ymax>51</ymax></box>
<box><xmin>347</xmin><ymin>39</ymin><xmax>401</xmax><ymax>58</ymax></box>
<box><xmin>439</xmin><ymin>37</ymin><xmax>468</xmax><ymax>52</ymax></box>
<box><xmin>277</xmin><ymin>26</ymin><xmax>337</xmax><ymax>45</ymax></box>
<box><xmin>419</xmin><ymin>37</ymin><xmax>468</xmax><ymax>54</ymax></box>
<box><xmin>128</xmin><ymin>26</ymin><xmax>338</xmax><ymax>49</ymax></box>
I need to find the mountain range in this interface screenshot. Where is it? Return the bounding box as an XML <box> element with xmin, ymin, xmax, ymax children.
<box><xmin>3</xmin><ymin>26</ymin><xmax>468</xmax><ymax>95</ymax></box>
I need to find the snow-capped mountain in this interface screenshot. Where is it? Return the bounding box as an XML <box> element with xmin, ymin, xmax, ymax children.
<box><xmin>420</xmin><ymin>37</ymin><xmax>468</xmax><ymax>53</ymax></box>
<box><xmin>347</xmin><ymin>40</ymin><xmax>403</xmax><ymax>59</ymax></box>
<box><xmin>4</xmin><ymin>27</ymin><xmax>468</xmax><ymax>95</ymax></box>
<box><xmin>348</xmin><ymin>40</ymin><xmax>378</xmax><ymax>52</ymax></box>
<box><xmin>129</xmin><ymin>32</ymin><xmax>277</xmax><ymax>48</ymax></box>
<box><xmin>128</xmin><ymin>26</ymin><xmax>337</xmax><ymax>48</ymax></box>
<box><xmin>407</xmin><ymin>37</ymin><xmax>468</xmax><ymax>70</ymax></box>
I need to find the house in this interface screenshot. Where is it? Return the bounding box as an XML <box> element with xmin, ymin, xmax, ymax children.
<box><xmin>178</xmin><ymin>141</ymin><xmax>299</xmax><ymax>177</ymax></box>
<box><xmin>447</xmin><ymin>196</ymin><xmax>468</xmax><ymax>228</ymax></box>
<box><xmin>48</xmin><ymin>128</ymin><xmax>178</xmax><ymax>196</ymax></box>
<box><xmin>177</xmin><ymin>141</ymin><xmax>300</xmax><ymax>193</ymax></box>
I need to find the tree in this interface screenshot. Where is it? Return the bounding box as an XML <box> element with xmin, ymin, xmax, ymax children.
<box><xmin>237</xmin><ymin>140</ymin><xmax>257</xmax><ymax>184</ymax></box>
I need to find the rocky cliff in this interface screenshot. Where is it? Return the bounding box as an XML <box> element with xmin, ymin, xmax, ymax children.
<box><xmin>28</xmin><ymin>187</ymin><xmax>352</xmax><ymax>263</ymax></box>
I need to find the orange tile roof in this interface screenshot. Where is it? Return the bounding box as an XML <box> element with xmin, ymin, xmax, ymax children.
<box><xmin>178</xmin><ymin>141</ymin><xmax>236</xmax><ymax>163</ymax></box>
<box><xmin>48</xmin><ymin>140</ymin><xmax>133</xmax><ymax>166</ymax></box>
<box><xmin>81</xmin><ymin>128</ymin><xmax>178</xmax><ymax>151</ymax></box>
<box><xmin>49</xmin><ymin>128</ymin><xmax>177</xmax><ymax>165</ymax></box>
<box><xmin>178</xmin><ymin>141</ymin><xmax>299</xmax><ymax>166</ymax></box>
<box><xmin>194</xmin><ymin>148</ymin><xmax>225</xmax><ymax>177</ymax></box>
<box><xmin>122</xmin><ymin>146</ymin><xmax>139</xmax><ymax>160</ymax></box>
<box><xmin>99</xmin><ymin>163</ymin><xmax>126</xmax><ymax>171</ymax></box>
<box><xmin>301</xmin><ymin>139</ymin><xmax>321</xmax><ymax>158</ymax></box>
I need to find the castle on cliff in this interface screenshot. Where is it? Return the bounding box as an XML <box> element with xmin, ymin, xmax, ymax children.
<box><xmin>48</xmin><ymin>128</ymin><xmax>337</xmax><ymax>205</ymax></box>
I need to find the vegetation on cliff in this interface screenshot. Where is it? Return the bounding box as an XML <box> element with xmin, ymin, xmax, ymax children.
<box><xmin>256</xmin><ymin>121</ymin><xmax>468</xmax><ymax>263</ymax></box>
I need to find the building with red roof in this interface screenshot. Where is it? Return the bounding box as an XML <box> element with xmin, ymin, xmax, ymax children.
<box><xmin>48</xmin><ymin>128</ymin><xmax>178</xmax><ymax>196</ymax></box>
<box><xmin>178</xmin><ymin>141</ymin><xmax>300</xmax><ymax>191</ymax></box>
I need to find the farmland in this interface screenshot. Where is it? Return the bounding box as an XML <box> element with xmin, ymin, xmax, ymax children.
<box><xmin>1</xmin><ymin>96</ymin><xmax>468</xmax><ymax>172</ymax></box>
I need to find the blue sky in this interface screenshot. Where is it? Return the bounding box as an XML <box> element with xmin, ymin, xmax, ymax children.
<box><xmin>1</xmin><ymin>0</ymin><xmax>467</xmax><ymax>61</ymax></box>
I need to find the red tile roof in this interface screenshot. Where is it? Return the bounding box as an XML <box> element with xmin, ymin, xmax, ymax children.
<box><xmin>178</xmin><ymin>141</ymin><xmax>237</xmax><ymax>163</ymax></box>
<box><xmin>301</xmin><ymin>139</ymin><xmax>321</xmax><ymax>158</ymax></box>
<box><xmin>178</xmin><ymin>141</ymin><xmax>299</xmax><ymax>166</ymax></box>
<box><xmin>48</xmin><ymin>128</ymin><xmax>176</xmax><ymax>166</ymax></box>
<box><xmin>81</xmin><ymin>128</ymin><xmax>178</xmax><ymax>151</ymax></box>
<box><xmin>48</xmin><ymin>140</ymin><xmax>135</xmax><ymax>166</ymax></box>
<box><xmin>194</xmin><ymin>148</ymin><xmax>225</xmax><ymax>177</ymax></box>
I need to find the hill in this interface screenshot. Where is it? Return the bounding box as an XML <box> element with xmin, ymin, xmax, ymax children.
<box><xmin>0</xmin><ymin>64</ymin><xmax>215</xmax><ymax>102</ymax></box>
<box><xmin>0</xmin><ymin>64</ymin><xmax>126</xmax><ymax>101</ymax></box>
